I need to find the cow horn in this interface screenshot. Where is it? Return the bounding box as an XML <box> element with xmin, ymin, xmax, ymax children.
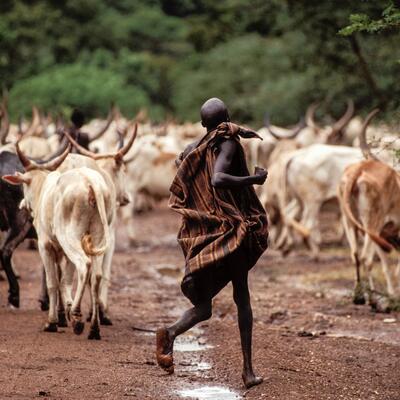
<box><xmin>305</xmin><ymin>102</ymin><xmax>322</xmax><ymax>132</ymax></box>
<box><xmin>16</xmin><ymin>141</ymin><xmax>33</xmax><ymax>170</ymax></box>
<box><xmin>115</xmin><ymin>123</ymin><xmax>138</xmax><ymax>159</ymax></box>
<box><xmin>65</xmin><ymin>122</ymin><xmax>137</xmax><ymax>160</ymax></box>
<box><xmin>37</xmin><ymin>143</ymin><xmax>71</xmax><ymax>171</ymax></box>
<box><xmin>89</xmin><ymin>104</ymin><xmax>116</xmax><ymax>141</ymax></box>
<box><xmin>330</xmin><ymin>99</ymin><xmax>355</xmax><ymax>136</ymax></box>
<box><xmin>264</xmin><ymin>113</ymin><xmax>306</xmax><ymax>140</ymax></box>
<box><xmin>24</xmin><ymin>106</ymin><xmax>41</xmax><ymax>136</ymax></box>
<box><xmin>0</xmin><ymin>92</ymin><xmax>10</xmax><ymax>145</ymax></box>
<box><xmin>16</xmin><ymin>140</ymin><xmax>71</xmax><ymax>172</ymax></box>
<box><xmin>359</xmin><ymin>109</ymin><xmax>379</xmax><ymax>160</ymax></box>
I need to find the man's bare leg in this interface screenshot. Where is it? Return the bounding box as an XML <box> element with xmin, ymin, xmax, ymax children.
<box><xmin>156</xmin><ymin>301</ymin><xmax>212</xmax><ymax>373</ymax></box>
<box><xmin>232</xmin><ymin>268</ymin><xmax>263</xmax><ymax>389</ymax></box>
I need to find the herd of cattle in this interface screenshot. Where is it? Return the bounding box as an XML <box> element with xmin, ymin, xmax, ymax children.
<box><xmin>0</xmin><ymin>92</ymin><xmax>399</xmax><ymax>340</ymax></box>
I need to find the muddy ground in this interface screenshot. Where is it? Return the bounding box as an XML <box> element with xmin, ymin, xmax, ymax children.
<box><xmin>0</xmin><ymin>204</ymin><xmax>399</xmax><ymax>399</ymax></box>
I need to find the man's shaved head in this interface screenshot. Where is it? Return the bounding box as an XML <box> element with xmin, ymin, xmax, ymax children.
<box><xmin>200</xmin><ymin>98</ymin><xmax>230</xmax><ymax>130</ymax></box>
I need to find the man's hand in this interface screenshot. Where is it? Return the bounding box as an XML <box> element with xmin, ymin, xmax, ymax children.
<box><xmin>253</xmin><ymin>166</ymin><xmax>268</xmax><ymax>185</ymax></box>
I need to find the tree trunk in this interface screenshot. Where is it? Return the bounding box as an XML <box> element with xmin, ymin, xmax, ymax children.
<box><xmin>348</xmin><ymin>35</ymin><xmax>387</xmax><ymax>109</ymax></box>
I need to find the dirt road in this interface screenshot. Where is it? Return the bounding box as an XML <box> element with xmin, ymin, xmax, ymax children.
<box><xmin>1</xmin><ymin>205</ymin><xmax>399</xmax><ymax>399</ymax></box>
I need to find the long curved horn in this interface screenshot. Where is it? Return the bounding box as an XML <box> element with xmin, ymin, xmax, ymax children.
<box><xmin>305</xmin><ymin>102</ymin><xmax>322</xmax><ymax>132</ymax></box>
<box><xmin>264</xmin><ymin>113</ymin><xmax>306</xmax><ymax>140</ymax></box>
<box><xmin>88</xmin><ymin>104</ymin><xmax>115</xmax><ymax>141</ymax></box>
<box><xmin>38</xmin><ymin>143</ymin><xmax>71</xmax><ymax>171</ymax></box>
<box><xmin>16</xmin><ymin>141</ymin><xmax>33</xmax><ymax>170</ymax></box>
<box><xmin>0</xmin><ymin>93</ymin><xmax>10</xmax><ymax>144</ymax></box>
<box><xmin>65</xmin><ymin>122</ymin><xmax>137</xmax><ymax>160</ymax></box>
<box><xmin>16</xmin><ymin>140</ymin><xmax>71</xmax><ymax>172</ymax></box>
<box><xmin>330</xmin><ymin>99</ymin><xmax>355</xmax><ymax>136</ymax></box>
<box><xmin>24</xmin><ymin>106</ymin><xmax>41</xmax><ymax>136</ymax></box>
<box><xmin>359</xmin><ymin>109</ymin><xmax>379</xmax><ymax>160</ymax></box>
<box><xmin>115</xmin><ymin>123</ymin><xmax>138</xmax><ymax>160</ymax></box>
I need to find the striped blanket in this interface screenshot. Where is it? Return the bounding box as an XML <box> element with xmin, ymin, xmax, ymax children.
<box><xmin>169</xmin><ymin>122</ymin><xmax>268</xmax><ymax>281</ymax></box>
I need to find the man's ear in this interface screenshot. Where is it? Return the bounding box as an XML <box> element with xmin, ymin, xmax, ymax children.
<box><xmin>2</xmin><ymin>173</ymin><xmax>31</xmax><ymax>186</ymax></box>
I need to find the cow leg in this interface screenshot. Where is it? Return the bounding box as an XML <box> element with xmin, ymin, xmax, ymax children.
<box><xmin>360</xmin><ymin>237</ymin><xmax>378</xmax><ymax>307</ymax></box>
<box><xmin>278</xmin><ymin>199</ymin><xmax>301</xmax><ymax>255</ymax></box>
<box><xmin>360</xmin><ymin>236</ymin><xmax>376</xmax><ymax>291</ymax></box>
<box><xmin>60</xmin><ymin>260</ymin><xmax>74</xmax><ymax>318</ymax></box>
<box><xmin>88</xmin><ymin>257</ymin><xmax>102</xmax><ymax>340</ymax></box>
<box><xmin>98</xmin><ymin>231</ymin><xmax>115</xmax><ymax>325</ymax></box>
<box><xmin>120</xmin><ymin>202</ymin><xmax>136</xmax><ymax>246</ymax></box>
<box><xmin>57</xmin><ymin>262</ymin><xmax>71</xmax><ymax>328</ymax></box>
<box><xmin>39</xmin><ymin>266</ymin><xmax>49</xmax><ymax>311</ymax></box>
<box><xmin>69</xmin><ymin>252</ymin><xmax>91</xmax><ymax>335</ymax></box>
<box><xmin>38</xmin><ymin>242</ymin><xmax>59</xmax><ymax>332</ymax></box>
<box><xmin>376</xmin><ymin>246</ymin><xmax>396</xmax><ymax>297</ymax></box>
<box><xmin>1</xmin><ymin>220</ymin><xmax>33</xmax><ymax>307</ymax></box>
<box><xmin>300</xmin><ymin>204</ymin><xmax>321</xmax><ymax>261</ymax></box>
<box><xmin>340</xmin><ymin>214</ymin><xmax>365</xmax><ymax>304</ymax></box>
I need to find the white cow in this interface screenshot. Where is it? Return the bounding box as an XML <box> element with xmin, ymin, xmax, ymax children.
<box><xmin>261</xmin><ymin>144</ymin><xmax>364</xmax><ymax>259</ymax></box>
<box><xmin>3</xmin><ymin>144</ymin><xmax>111</xmax><ymax>340</ymax></box>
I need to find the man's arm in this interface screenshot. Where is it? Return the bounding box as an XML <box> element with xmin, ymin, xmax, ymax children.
<box><xmin>211</xmin><ymin>139</ymin><xmax>267</xmax><ymax>188</ymax></box>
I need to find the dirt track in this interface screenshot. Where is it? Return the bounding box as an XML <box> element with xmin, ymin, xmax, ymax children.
<box><xmin>1</xmin><ymin>205</ymin><xmax>399</xmax><ymax>399</ymax></box>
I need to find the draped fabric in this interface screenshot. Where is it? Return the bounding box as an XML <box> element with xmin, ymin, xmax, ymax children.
<box><xmin>169</xmin><ymin>122</ymin><xmax>268</xmax><ymax>286</ymax></box>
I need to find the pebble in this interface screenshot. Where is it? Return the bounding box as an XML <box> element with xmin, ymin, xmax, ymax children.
<box><xmin>383</xmin><ymin>318</ymin><xmax>396</xmax><ymax>324</ymax></box>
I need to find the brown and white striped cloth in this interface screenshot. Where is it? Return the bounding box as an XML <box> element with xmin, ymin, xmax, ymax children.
<box><xmin>169</xmin><ymin>122</ymin><xmax>268</xmax><ymax>282</ymax></box>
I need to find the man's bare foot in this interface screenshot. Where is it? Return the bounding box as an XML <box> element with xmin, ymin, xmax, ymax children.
<box><xmin>156</xmin><ymin>328</ymin><xmax>174</xmax><ymax>374</ymax></box>
<box><xmin>242</xmin><ymin>372</ymin><xmax>263</xmax><ymax>389</ymax></box>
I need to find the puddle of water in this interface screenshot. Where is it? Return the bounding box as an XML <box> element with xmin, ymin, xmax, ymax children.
<box><xmin>178</xmin><ymin>386</ymin><xmax>240</xmax><ymax>400</ymax></box>
<box><xmin>181</xmin><ymin>362</ymin><xmax>212</xmax><ymax>372</ymax></box>
<box><xmin>175</xmin><ymin>339</ymin><xmax>213</xmax><ymax>352</ymax></box>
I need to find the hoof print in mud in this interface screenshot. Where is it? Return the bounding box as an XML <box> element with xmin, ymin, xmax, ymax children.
<box><xmin>72</xmin><ymin>320</ymin><xmax>85</xmax><ymax>335</ymax></box>
<box><xmin>43</xmin><ymin>322</ymin><xmax>58</xmax><ymax>333</ymax></box>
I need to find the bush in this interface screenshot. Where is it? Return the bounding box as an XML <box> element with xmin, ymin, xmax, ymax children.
<box><xmin>9</xmin><ymin>63</ymin><xmax>150</xmax><ymax>120</ymax></box>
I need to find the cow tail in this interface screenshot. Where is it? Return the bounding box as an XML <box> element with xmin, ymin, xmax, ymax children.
<box><xmin>81</xmin><ymin>185</ymin><xmax>110</xmax><ymax>257</ymax></box>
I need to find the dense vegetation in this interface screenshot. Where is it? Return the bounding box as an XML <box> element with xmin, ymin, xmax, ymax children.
<box><xmin>1</xmin><ymin>0</ymin><xmax>399</xmax><ymax>126</ymax></box>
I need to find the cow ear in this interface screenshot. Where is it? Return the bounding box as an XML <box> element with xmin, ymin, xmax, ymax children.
<box><xmin>2</xmin><ymin>173</ymin><xmax>31</xmax><ymax>186</ymax></box>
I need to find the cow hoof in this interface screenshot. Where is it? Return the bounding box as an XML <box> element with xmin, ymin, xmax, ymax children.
<box><xmin>8</xmin><ymin>294</ymin><xmax>20</xmax><ymax>308</ymax></box>
<box><xmin>353</xmin><ymin>284</ymin><xmax>365</xmax><ymax>305</ymax></box>
<box><xmin>353</xmin><ymin>294</ymin><xmax>366</xmax><ymax>305</ymax></box>
<box><xmin>44</xmin><ymin>322</ymin><xmax>58</xmax><ymax>332</ymax></box>
<box><xmin>58</xmin><ymin>312</ymin><xmax>68</xmax><ymax>328</ymax></box>
<box><xmin>72</xmin><ymin>320</ymin><xmax>85</xmax><ymax>335</ymax></box>
<box><xmin>88</xmin><ymin>328</ymin><xmax>101</xmax><ymax>340</ymax></box>
<box><xmin>100</xmin><ymin>316</ymin><xmax>113</xmax><ymax>326</ymax></box>
<box><xmin>86</xmin><ymin>313</ymin><xmax>92</xmax><ymax>322</ymax></box>
<box><xmin>99</xmin><ymin>310</ymin><xmax>113</xmax><ymax>326</ymax></box>
<box><xmin>39</xmin><ymin>299</ymin><xmax>49</xmax><ymax>311</ymax></box>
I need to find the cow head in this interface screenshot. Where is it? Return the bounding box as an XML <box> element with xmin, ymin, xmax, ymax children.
<box><xmin>306</xmin><ymin>100</ymin><xmax>355</xmax><ymax>144</ymax></box>
<box><xmin>64</xmin><ymin>123</ymin><xmax>137</xmax><ymax>207</ymax></box>
<box><xmin>2</xmin><ymin>142</ymin><xmax>71</xmax><ymax>212</ymax></box>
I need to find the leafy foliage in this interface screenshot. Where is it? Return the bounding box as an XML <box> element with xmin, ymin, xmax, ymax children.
<box><xmin>1</xmin><ymin>0</ymin><xmax>399</xmax><ymax>124</ymax></box>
